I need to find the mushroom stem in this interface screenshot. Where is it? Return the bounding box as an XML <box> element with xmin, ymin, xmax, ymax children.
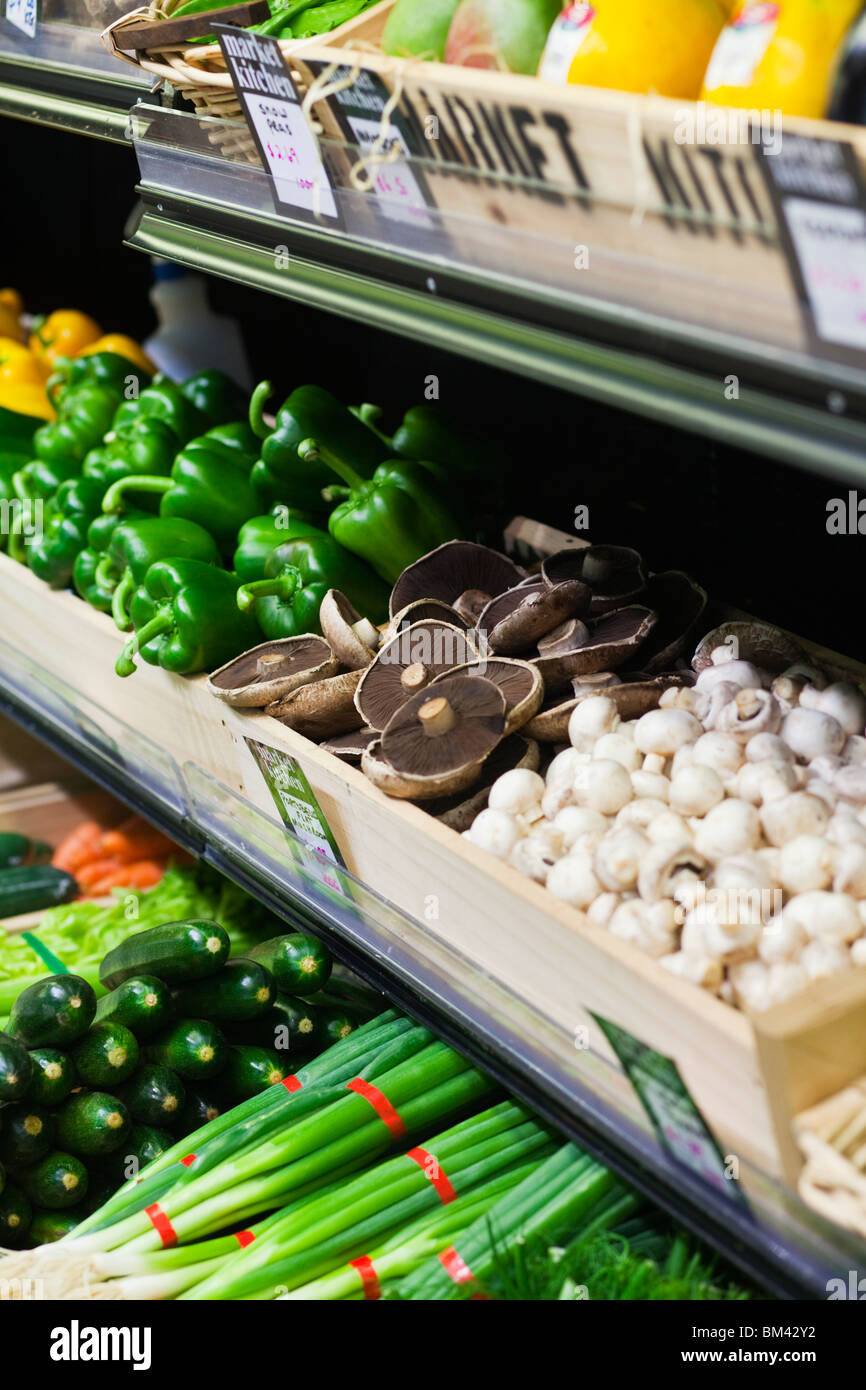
<box><xmin>418</xmin><ymin>696</ymin><xmax>457</xmax><ymax>737</ymax></box>
<box><xmin>256</xmin><ymin>653</ymin><xmax>289</xmax><ymax>676</ymax></box>
<box><xmin>297</xmin><ymin>437</ymin><xmax>366</xmax><ymax>492</ymax></box>
<box><xmin>401</xmin><ymin>662</ymin><xmax>429</xmax><ymax>691</ymax></box>
<box><xmin>353</xmin><ymin>617</ymin><xmax>380</xmax><ymax>649</ymax></box>
<box><xmin>236</xmin><ymin>568</ymin><xmax>303</xmax><ymax>611</ymax></box>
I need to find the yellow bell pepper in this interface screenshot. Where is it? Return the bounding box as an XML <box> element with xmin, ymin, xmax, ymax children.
<box><xmin>79</xmin><ymin>334</ymin><xmax>156</xmax><ymax>375</ymax></box>
<box><xmin>30</xmin><ymin>310</ymin><xmax>102</xmax><ymax>368</ymax></box>
<box><xmin>0</xmin><ymin>380</ymin><xmax>54</xmax><ymax>420</ymax></box>
<box><xmin>0</xmin><ymin>303</ymin><xmax>24</xmax><ymax>345</ymax></box>
<box><xmin>0</xmin><ymin>289</ymin><xmax>24</xmax><ymax>319</ymax></box>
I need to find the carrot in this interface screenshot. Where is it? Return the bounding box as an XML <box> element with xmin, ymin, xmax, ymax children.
<box><xmin>52</xmin><ymin>821</ymin><xmax>103</xmax><ymax>873</ymax></box>
<box><xmin>98</xmin><ymin>821</ymin><xmax>180</xmax><ymax>863</ymax></box>
<box><xmin>75</xmin><ymin>857</ymin><xmax>124</xmax><ymax>888</ymax></box>
<box><xmin>87</xmin><ymin>860</ymin><xmax>166</xmax><ymax>895</ymax></box>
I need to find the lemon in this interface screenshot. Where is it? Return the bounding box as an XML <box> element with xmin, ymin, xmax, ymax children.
<box><xmin>539</xmin><ymin>0</ymin><xmax>729</xmax><ymax>99</ymax></box>
<box><xmin>701</xmin><ymin>0</ymin><xmax>863</xmax><ymax>118</ymax></box>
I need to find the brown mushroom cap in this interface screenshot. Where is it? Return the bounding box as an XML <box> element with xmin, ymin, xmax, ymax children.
<box><xmin>355</xmin><ymin>619</ymin><xmax>478</xmax><ymax>731</ymax></box>
<box><xmin>478</xmin><ymin>579</ymin><xmax>590</xmax><ymax>656</ymax></box>
<box><xmin>208</xmin><ymin>636</ymin><xmax>338</xmax><ymax>708</ymax></box>
<box><xmin>266</xmin><ymin>668</ymin><xmax>364</xmax><ymax>739</ymax></box>
<box><xmin>320</xmin><ymin>727</ymin><xmax>379</xmax><ymax>766</ymax></box>
<box><xmin>542</xmin><ymin>545</ymin><xmax>646</xmax><ymax>614</ymax></box>
<box><xmin>637</xmin><ymin>572</ymin><xmax>708</xmax><ymax>673</ymax></box>
<box><xmin>692</xmin><ymin>620</ymin><xmax>806</xmax><ymax>674</ymax></box>
<box><xmin>318</xmin><ymin>590</ymin><xmax>380</xmax><ymax>671</ymax></box>
<box><xmin>424</xmin><ymin>734</ymin><xmax>541</xmax><ymax>830</ymax></box>
<box><xmin>381</xmin><ymin>598</ymin><xmax>469</xmax><ymax>645</ymax></box>
<box><xmin>363</xmin><ymin>674</ymin><xmax>506</xmax><ymax>799</ymax></box>
<box><xmin>430</xmin><ymin>657</ymin><xmax>543</xmax><ymax>733</ymax></box>
<box><xmin>537</xmin><ymin>617</ymin><xmax>591</xmax><ymax>658</ymax></box>
<box><xmin>571</xmin><ymin>671</ymin><xmax>622</xmax><ymax>695</ymax></box>
<box><xmin>532</xmin><ymin>605</ymin><xmax>657</xmax><ymax>692</ymax></box>
<box><xmin>525</xmin><ymin>673</ymin><xmax>693</xmax><ymax>741</ymax></box>
<box><xmin>389</xmin><ymin>541</ymin><xmax>524</xmax><ymax>619</ymax></box>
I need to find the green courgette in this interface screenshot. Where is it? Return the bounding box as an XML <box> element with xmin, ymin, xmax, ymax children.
<box><xmin>316</xmin><ymin>1006</ymin><xmax>359</xmax><ymax>1047</ymax></box>
<box><xmin>0</xmin><ymin>833</ymin><xmax>34</xmax><ymax>869</ymax></box>
<box><xmin>145</xmin><ymin>1018</ymin><xmax>228</xmax><ymax>1080</ymax></box>
<box><xmin>0</xmin><ymin>1030</ymin><xmax>33</xmax><ymax>1101</ymax></box>
<box><xmin>73</xmin><ymin>1021</ymin><xmax>140</xmax><ymax>1088</ymax></box>
<box><xmin>172</xmin><ymin>958</ymin><xmax>275</xmax><ymax>1023</ymax></box>
<box><xmin>177</xmin><ymin>1085</ymin><xmax>223</xmax><ymax>1135</ymax></box>
<box><xmin>22</xmin><ymin>1151</ymin><xmax>88</xmax><ymax>1209</ymax></box>
<box><xmin>0</xmin><ymin>1184</ymin><xmax>31</xmax><ymax>1244</ymax></box>
<box><xmin>221</xmin><ymin>1044</ymin><xmax>287</xmax><ymax>1101</ymax></box>
<box><xmin>8</xmin><ymin>974</ymin><xmax>97</xmax><ymax>1048</ymax></box>
<box><xmin>100</xmin><ymin>1124</ymin><xmax>174</xmax><ymax>1185</ymax></box>
<box><xmin>94</xmin><ymin>975</ymin><xmax>173</xmax><ymax>1039</ymax></box>
<box><xmin>120</xmin><ymin>1064</ymin><xmax>185</xmax><ymax>1127</ymax></box>
<box><xmin>0</xmin><ymin>865</ymin><xmax>77</xmax><ymax>918</ymax></box>
<box><xmin>56</xmin><ymin>1092</ymin><xmax>130</xmax><ymax>1157</ymax></box>
<box><xmin>228</xmin><ymin>995</ymin><xmax>318</xmax><ymax>1053</ymax></box>
<box><xmin>249</xmin><ymin>932</ymin><xmax>332</xmax><ymax>995</ymax></box>
<box><xmin>29</xmin><ymin>1207</ymin><xmax>82</xmax><ymax>1243</ymax></box>
<box><xmin>0</xmin><ymin>1102</ymin><xmax>55</xmax><ymax>1168</ymax></box>
<box><xmin>78</xmin><ymin>1170</ymin><xmax>115</xmax><ymax>1216</ymax></box>
<box><xmin>99</xmin><ymin>919</ymin><xmax>230</xmax><ymax>991</ymax></box>
<box><xmin>28</xmin><ymin>1049</ymin><xmax>74</xmax><ymax>1107</ymax></box>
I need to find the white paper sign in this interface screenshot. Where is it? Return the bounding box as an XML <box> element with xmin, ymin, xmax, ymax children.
<box><xmin>346</xmin><ymin>116</ymin><xmax>431</xmax><ymax>227</ymax></box>
<box><xmin>245</xmin><ymin>93</ymin><xmax>338</xmax><ymax>220</ymax></box>
<box><xmin>5</xmin><ymin>0</ymin><xmax>37</xmax><ymax>37</ymax></box>
<box><xmin>784</xmin><ymin>197</ymin><xmax>866</xmax><ymax>352</ymax></box>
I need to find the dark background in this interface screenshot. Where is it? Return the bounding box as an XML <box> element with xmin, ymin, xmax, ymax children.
<box><xmin>3</xmin><ymin>119</ymin><xmax>862</xmax><ymax>658</ymax></box>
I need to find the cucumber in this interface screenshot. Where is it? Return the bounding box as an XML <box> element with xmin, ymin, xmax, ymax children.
<box><xmin>22</xmin><ymin>1152</ymin><xmax>88</xmax><ymax>1209</ymax></box>
<box><xmin>221</xmin><ymin>1045</ymin><xmax>288</xmax><ymax>1102</ymax></box>
<box><xmin>0</xmin><ymin>865</ymin><xmax>77</xmax><ymax>918</ymax></box>
<box><xmin>99</xmin><ymin>919</ymin><xmax>230</xmax><ymax>991</ymax></box>
<box><xmin>0</xmin><ymin>1102</ymin><xmax>55</xmax><ymax>1168</ymax></box>
<box><xmin>73</xmin><ymin>1022</ymin><xmax>140</xmax><ymax>1088</ymax></box>
<box><xmin>29</xmin><ymin>1207</ymin><xmax>82</xmax><ymax>1244</ymax></box>
<box><xmin>227</xmin><ymin>996</ymin><xmax>318</xmax><ymax>1054</ymax></box>
<box><xmin>120</xmin><ymin>1064</ymin><xmax>185</xmax><ymax>1127</ymax></box>
<box><xmin>94</xmin><ymin>976</ymin><xmax>173</xmax><ymax>1039</ymax></box>
<box><xmin>8</xmin><ymin>974</ymin><xmax>96</xmax><ymax>1048</ymax></box>
<box><xmin>0</xmin><ymin>1030</ymin><xmax>33</xmax><ymax>1101</ymax></box>
<box><xmin>100</xmin><ymin>1124</ymin><xmax>174</xmax><ymax>1186</ymax></box>
<box><xmin>56</xmin><ymin>1092</ymin><xmax>130</xmax><ymax>1157</ymax></box>
<box><xmin>79</xmin><ymin>1170</ymin><xmax>115</xmax><ymax>1216</ymax></box>
<box><xmin>145</xmin><ymin>1019</ymin><xmax>228</xmax><ymax>1081</ymax></box>
<box><xmin>317</xmin><ymin>1007</ymin><xmax>359</xmax><ymax>1047</ymax></box>
<box><xmin>172</xmin><ymin>958</ymin><xmax>275</xmax><ymax>1024</ymax></box>
<box><xmin>0</xmin><ymin>832</ymin><xmax>32</xmax><ymax>869</ymax></box>
<box><xmin>0</xmin><ymin>1184</ymin><xmax>31</xmax><ymax>1245</ymax></box>
<box><xmin>177</xmin><ymin>1085</ymin><xmax>224</xmax><ymax>1136</ymax></box>
<box><xmin>249</xmin><ymin>933</ymin><xmax>332</xmax><ymax>996</ymax></box>
<box><xmin>28</xmin><ymin>1049</ymin><xmax>75</xmax><ymax>1107</ymax></box>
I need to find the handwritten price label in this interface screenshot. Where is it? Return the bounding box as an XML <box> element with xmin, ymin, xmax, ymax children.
<box><xmin>246</xmin><ymin>93</ymin><xmax>337</xmax><ymax>218</ymax></box>
<box><xmin>784</xmin><ymin>198</ymin><xmax>866</xmax><ymax>352</ymax></box>
<box><xmin>5</xmin><ymin>0</ymin><xmax>37</xmax><ymax>37</ymax></box>
<box><xmin>347</xmin><ymin>115</ymin><xmax>432</xmax><ymax>228</ymax></box>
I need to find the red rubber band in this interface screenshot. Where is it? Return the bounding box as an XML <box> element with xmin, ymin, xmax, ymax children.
<box><xmin>345</xmin><ymin>1077</ymin><xmax>406</xmax><ymax>1137</ymax></box>
<box><xmin>179</xmin><ymin>1153</ymin><xmax>196</xmax><ymax>1168</ymax></box>
<box><xmin>406</xmin><ymin>1147</ymin><xmax>457</xmax><ymax>1204</ymax></box>
<box><xmin>145</xmin><ymin>1203</ymin><xmax>177</xmax><ymax>1249</ymax></box>
<box><xmin>349</xmin><ymin>1255</ymin><xmax>381</xmax><ymax>1300</ymax></box>
<box><xmin>282</xmin><ymin>1074</ymin><xmax>303</xmax><ymax>1093</ymax></box>
<box><xmin>438</xmin><ymin>1244</ymin><xmax>489</xmax><ymax>1298</ymax></box>
<box><xmin>234</xmin><ymin>1230</ymin><xmax>256</xmax><ymax>1249</ymax></box>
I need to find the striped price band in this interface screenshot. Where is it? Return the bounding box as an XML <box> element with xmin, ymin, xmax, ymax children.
<box><xmin>346</xmin><ymin>1077</ymin><xmax>406</xmax><ymax>1137</ymax></box>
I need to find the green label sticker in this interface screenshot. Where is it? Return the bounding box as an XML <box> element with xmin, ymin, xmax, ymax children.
<box><xmin>247</xmin><ymin>738</ymin><xmax>347</xmax><ymax>890</ymax></box>
<box><xmin>593</xmin><ymin>1012</ymin><xmax>748</xmax><ymax>1209</ymax></box>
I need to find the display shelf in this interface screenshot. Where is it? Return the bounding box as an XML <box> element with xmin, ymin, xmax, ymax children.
<box><xmin>125</xmin><ymin>103</ymin><xmax>866</xmax><ymax>481</ymax></box>
<box><xmin>0</xmin><ymin>9</ymin><xmax>152</xmax><ymax>142</ymax></box>
<box><xmin>0</xmin><ymin>554</ymin><xmax>863</xmax><ymax>1301</ymax></box>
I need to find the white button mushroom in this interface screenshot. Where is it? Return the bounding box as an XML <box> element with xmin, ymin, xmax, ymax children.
<box><xmin>464</xmin><ymin>809</ymin><xmax>524</xmax><ymax>860</ymax></box>
<box><xmin>844</xmin><ymin>735</ymin><xmax>866</xmax><ymax>766</ymax></box>
<box><xmin>669</xmin><ymin>764</ymin><xmax>724</xmax><ymax>817</ymax></box>
<box><xmin>642</xmin><ymin>753</ymin><xmax>667</xmax><ymax>775</ymax></box>
<box><xmin>777</xmin><ymin>835</ymin><xmax>837</xmax><ymax>895</ymax></box>
<box><xmin>586</xmin><ymin>892</ymin><xmax>620</xmax><ymax>928</ymax></box>
<box><xmin>645</xmin><ymin>809</ymin><xmax>695</xmax><ymax>845</ymax></box>
<box><xmin>729</xmin><ymin>959</ymin><xmax>773</xmax><ymax>1011</ymax></box>
<box><xmin>814</xmin><ymin>683</ymin><xmax>866</xmax><ymax>737</ymax></box>
<box><xmin>758</xmin><ymin>912</ymin><xmax>807</xmax><ymax>964</ymax></box>
<box><xmin>541</xmin><ymin>782</ymin><xmax>575</xmax><ymax>821</ymax></box>
<box><xmin>545</xmin><ymin>747</ymin><xmax>585</xmax><ymax>788</ymax></box>
<box><xmin>545</xmin><ymin>851</ymin><xmax>602</xmax><ymax>909</ymax></box>
<box><xmin>801</xmin><ymin>939</ymin><xmax>852</xmax><ymax>981</ymax></box>
<box><xmin>567</xmin><ymin>696</ymin><xmax>620</xmax><ymax>751</ymax></box>
<box><xmin>670</xmin><ymin>744</ymin><xmax>697</xmax><ymax>777</ymax></box>
<box><xmin>827</xmin><ymin>809</ymin><xmax>866</xmax><ymax>849</ymax></box>
<box><xmin>615</xmin><ymin>797</ymin><xmax>669</xmax><ymax>832</ymax></box>
<box><xmin>508</xmin><ymin>834</ymin><xmax>560</xmax><ymax>884</ymax></box>
<box><xmin>630</xmin><ymin>770</ymin><xmax>670</xmax><ymax>801</ymax></box>
<box><xmin>488</xmin><ymin>767</ymin><xmax>545</xmax><ymax>817</ymax></box>
<box><xmin>691</xmin><ymin>731</ymin><xmax>745</xmax><ymax>780</ymax></box>
<box><xmin>694</xmin><ymin>799</ymin><xmax>761</xmax><ymax>859</ymax></box>
<box><xmin>833</xmin><ymin>843</ymin><xmax>866</xmax><ymax>898</ymax></box>
<box><xmin>695</xmin><ymin>661</ymin><xmax>767</xmax><ymax>692</ymax></box>
<box><xmin>716</xmin><ymin>688</ymin><xmax>782</xmax><ymax>741</ymax></box>
<box><xmin>782</xmin><ymin>707</ymin><xmax>846</xmax><ymax>762</ymax></box>
<box><xmin>607</xmin><ymin>899</ymin><xmax>678</xmax><ymax>958</ymax></box>
<box><xmin>592</xmin><ymin>732</ymin><xmax>642</xmax><ymax>772</ymax></box>
<box><xmin>851</xmin><ymin>937</ymin><xmax>866</xmax><ymax>967</ymax></box>
<box><xmin>659</xmin><ymin>952</ymin><xmax>723</xmax><ymax>990</ymax></box>
<box><xmin>552</xmin><ymin>806</ymin><xmax>608</xmax><ymax>850</ymax></box>
<box><xmin>658</xmin><ymin>686</ymin><xmax>703</xmax><ymax>714</ymax></box>
<box><xmin>734</xmin><ymin>760</ymin><xmax>798</xmax><ymax>806</ymax></box>
<box><xmin>834</xmin><ymin>765</ymin><xmax>866</xmax><ymax>805</ymax></box>
<box><xmin>745</xmin><ymin>733</ymin><xmax>795</xmax><ymax>765</ymax></box>
<box><xmin>766</xmin><ymin>961</ymin><xmax>810</xmax><ymax>1006</ymax></box>
<box><xmin>572</xmin><ymin>759</ymin><xmax>633</xmax><ymax>816</ymax></box>
<box><xmin>593</xmin><ymin>827</ymin><xmax>650</xmax><ymax>892</ymax></box>
<box><xmin>634</xmin><ymin>708</ymin><xmax>703</xmax><ymax>756</ymax></box>
<box><xmin>779</xmin><ymin>891</ymin><xmax>862</xmax><ymax>944</ymax></box>
<box><xmin>637</xmin><ymin>841</ymin><xmax>708</xmax><ymax>903</ymax></box>
<box><xmin>760</xmin><ymin>792</ymin><xmax>830</xmax><ymax>846</ymax></box>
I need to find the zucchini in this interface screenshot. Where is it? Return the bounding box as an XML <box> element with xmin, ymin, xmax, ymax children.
<box><xmin>79</xmin><ymin>1170</ymin><xmax>115</xmax><ymax>1216</ymax></box>
<box><xmin>100</xmin><ymin>1124</ymin><xmax>174</xmax><ymax>1186</ymax></box>
<box><xmin>227</xmin><ymin>996</ymin><xmax>318</xmax><ymax>1053</ymax></box>
<box><xmin>177</xmin><ymin>1085</ymin><xmax>224</xmax><ymax>1136</ymax></box>
<box><xmin>94</xmin><ymin>975</ymin><xmax>173</xmax><ymax>1039</ymax></box>
<box><xmin>120</xmin><ymin>1064</ymin><xmax>185</xmax><ymax>1127</ymax></box>
<box><xmin>0</xmin><ymin>1184</ymin><xmax>31</xmax><ymax>1245</ymax></box>
<box><xmin>56</xmin><ymin>1092</ymin><xmax>131</xmax><ymax>1157</ymax></box>
<box><xmin>145</xmin><ymin>1018</ymin><xmax>228</xmax><ymax>1081</ymax></box>
<box><xmin>8</xmin><ymin>974</ymin><xmax>96</xmax><ymax>1048</ymax></box>
<box><xmin>0</xmin><ymin>1030</ymin><xmax>33</xmax><ymax>1101</ymax></box>
<box><xmin>221</xmin><ymin>1044</ymin><xmax>288</xmax><ymax>1102</ymax></box>
<box><xmin>22</xmin><ymin>1151</ymin><xmax>88</xmax><ymax>1209</ymax></box>
<box><xmin>0</xmin><ymin>864</ymin><xmax>77</xmax><ymax>918</ymax></box>
<box><xmin>0</xmin><ymin>1102</ymin><xmax>55</xmax><ymax>1168</ymax></box>
<box><xmin>73</xmin><ymin>1022</ymin><xmax>140</xmax><ymax>1088</ymax></box>
<box><xmin>250</xmin><ymin>932</ymin><xmax>332</xmax><ymax>995</ymax></box>
<box><xmin>0</xmin><ymin>832</ymin><xmax>33</xmax><ymax>869</ymax></box>
<box><xmin>99</xmin><ymin>919</ymin><xmax>230</xmax><ymax>991</ymax></box>
<box><xmin>29</xmin><ymin>1207</ymin><xmax>82</xmax><ymax>1244</ymax></box>
<box><xmin>316</xmin><ymin>1006</ymin><xmax>359</xmax><ymax>1047</ymax></box>
<box><xmin>172</xmin><ymin>958</ymin><xmax>276</xmax><ymax>1024</ymax></box>
<box><xmin>28</xmin><ymin>1049</ymin><xmax>75</xmax><ymax>1107</ymax></box>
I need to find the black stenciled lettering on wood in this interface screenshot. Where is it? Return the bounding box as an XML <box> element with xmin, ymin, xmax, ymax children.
<box><xmin>476</xmin><ymin>101</ymin><xmax>531</xmax><ymax>179</ymax></box>
<box><xmin>450</xmin><ymin>96</ymin><xmax>497</xmax><ymax>173</ymax></box>
<box><xmin>678</xmin><ymin>144</ymin><xmax>717</xmax><ymax>238</ymax></box>
<box><xmin>440</xmin><ymin>93</ymin><xmax>481</xmax><ymax>171</ymax></box>
<box><xmin>736</xmin><ymin>155</ymin><xmax>773</xmax><ymax>246</ymax></box>
<box><xmin>696</xmin><ymin>147</ymin><xmax>744</xmax><ymax>245</ymax></box>
<box><xmin>542</xmin><ymin>111</ymin><xmax>591</xmax><ymax>208</ymax></box>
<box><xmin>510</xmin><ymin>107</ymin><xmax>563</xmax><ymax>205</ymax></box>
<box><xmin>642</xmin><ymin>137</ymin><xmax>700</xmax><ymax>234</ymax></box>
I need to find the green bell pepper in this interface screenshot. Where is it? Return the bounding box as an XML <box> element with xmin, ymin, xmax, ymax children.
<box><xmin>30</xmin><ymin>382</ymin><xmax>120</xmax><ymax>467</ymax></box>
<box><xmin>73</xmin><ymin>510</ymin><xmax>146</xmax><ymax>612</ymax></box>
<box><xmin>111</xmin><ymin>375</ymin><xmax>208</xmax><ymax>442</ymax></box>
<box><xmin>116</xmin><ymin>558</ymin><xmax>259</xmax><ymax>678</ymax></box>
<box><xmin>387</xmin><ymin>403</ymin><xmax>503</xmax><ymax>486</ymax></box>
<box><xmin>101</xmin><ymin>423</ymin><xmax>259</xmax><ymax>557</ymax></box>
<box><xmin>233</xmin><ymin>507</ymin><xmax>326</xmax><ymax>584</ymax></box>
<box><xmin>99</xmin><ymin>516</ymin><xmax>221</xmax><ymax>631</ymax></box>
<box><xmin>297</xmin><ymin>437</ymin><xmax>463</xmax><ymax>585</ymax></box>
<box><xmin>46</xmin><ymin>352</ymin><xmax>151</xmax><ymax>404</ymax></box>
<box><xmin>82</xmin><ymin>415</ymin><xmax>181</xmax><ymax>497</ymax></box>
<box><xmin>27</xmin><ymin>476</ymin><xmax>107</xmax><ymax>589</ymax></box>
<box><xmin>0</xmin><ymin>404</ymin><xmax>42</xmax><ymax>458</ymax></box>
<box><xmin>12</xmin><ymin>454</ymin><xmax>82</xmax><ymax>504</ymax></box>
<box><xmin>179</xmin><ymin>370</ymin><xmax>249</xmax><ymax>427</ymax></box>
<box><xmin>248</xmin><ymin>382</ymin><xmax>387</xmax><ymax>514</ymax></box>
<box><xmin>237</xmin><ymin>534</ymin><xmax>390</xmax><ymax>639</ymax></box>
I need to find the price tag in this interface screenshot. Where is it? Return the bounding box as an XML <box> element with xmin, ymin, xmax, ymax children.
<box><xmin>593</xmin><ymin>1013</ymin><xmax>749</xmax><ymax>1208</ymax></box>
<box><xmin>703</xmin><ymin>2</ymin><xmax>779</xmax><ymax>91</ymax></box>
<box><xmin>246</xmin><ymin>739</ymin><xmax>349</xmax><ymax>899</ymax></box>
<box><xmin>346</xmin><ymin>116</ymin><xmax>432</xmax><ymax>227</ymax></box>
<box><xmin>758</xmin><ymin>134</ymin><xmax>866</xmax><ymax>362</ymax></box>
<box><xmin>213</xmin><ymin>26</ymin><xmax>340</xmax><ymax>224</ymax></box>
<box><xmin>5</xmin><ymin>0</ymin><xmax>37</xmax><ymax>37</ymax></box>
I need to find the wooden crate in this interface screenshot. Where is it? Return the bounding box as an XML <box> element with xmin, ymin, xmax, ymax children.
<box><xmin>4</xmin><ymin>553</ymin><xmax>866</xmax><ymax>1193</ymax></box>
